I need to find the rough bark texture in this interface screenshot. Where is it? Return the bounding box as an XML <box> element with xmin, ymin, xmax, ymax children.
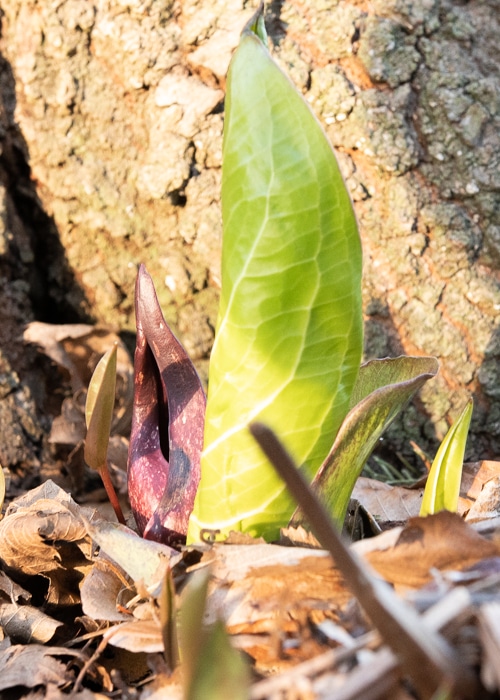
<box><xmin>0</xmin><ymin>0</ymin><xmax>498</xmax><ymax>473</ymax></box>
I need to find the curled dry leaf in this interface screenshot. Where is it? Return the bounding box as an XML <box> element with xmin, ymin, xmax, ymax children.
<box><xmin>349</xmin><ymin>463</ymin><xmax>500</xmax><ymax>532</ymax></box>
<box><xmin>6</xmin><ymin>478</ymin><xmax>76</xmax><ymax>510</ymax></box>
<box><xmin>24</xmin><ymin>322</ymin><xmax>133</xmax><ymax>400</ymax></box>
<box><xmin>104</xmin><ymin>619</ymin><xmax>164</xmax><ymax>654</ymax></box>
<box><xmin>0</xmin><ymin>481</ymin><xmax>96</xmax><ymax>606</ymax></box>
<box><xmin>128</xmin><ymin>265</ymin><xmax>206</xmax><ymax>545</ymax></box>
<box><xmin>466</xmin><ymin>476</ymin><xmax>500</xmax><ymax>522</ymax></box>
<box><xmin>82</xmin><ymin>518</ymin><xmax>179</xmax><ymax>592</ymax></box>
<box><xmin>351</xmin><ymin>476</ymin><xmax>423</xmax><ymax>527</ymax></box>
<box><xmin>0</xmin><ymin>603</ymin><xmax>63</xmax><ymax>644</ymax></box>
<box><xmin>365</xmin><ymin>510</ymin><xmax>500</xmax><ymax>589</ymax></box>
<box><xmin>0</xmin><ymin>570</ymin><xmax>31</xmax><ymax>604</ymax></box>
<box><xmin>461</xmin><ymin>460</ymin><xmax>500</xmax><ymax>501</ymax></box>
<box><xmin>0</xmin><ymin>501</ymin><xmax>91</xmax><ymax>576</ymax></box>
<box><xmin>80</xmin><ymin>555</ymin><xmax>132</xmax><ymax>622</ymax></box>
<box><xmin>23</xmin><ymin>322</ymin><xmax>101</xmax><ymax>391</ymax></box>
<box><xmin>0</xmin><ymin>644</ymin><xmax>84</xmax><ymax>692</ymax></box>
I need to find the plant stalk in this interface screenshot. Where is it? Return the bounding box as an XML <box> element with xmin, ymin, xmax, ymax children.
<box><xmin>99</xmin><ymin>461</ymin><xmax>126</xmax><ymax>525</ymax></box>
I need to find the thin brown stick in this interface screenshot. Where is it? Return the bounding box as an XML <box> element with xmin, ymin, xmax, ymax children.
<box><xmin>249</xmin><ymin>422</ymin><xmax>480</xmax><ymax>699</ymax></box>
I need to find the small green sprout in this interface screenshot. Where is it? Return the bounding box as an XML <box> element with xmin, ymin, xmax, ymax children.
<box><xmin>84</xmin><ymin>343</ymin><xmax>125</xmax><ymax>524</ymax></box>
<box><xmin>179</xmin><ymin>569</ymin><xmax>249</xmax><ymax>699</ymax></box>
<box><xmin>420</xmin><ymin>399</ymin><xmax>473</xmax><ymax>516</ymax></box>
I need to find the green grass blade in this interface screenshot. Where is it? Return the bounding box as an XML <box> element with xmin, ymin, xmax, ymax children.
<box><xmin>420</xmin><ymin>399</ymin><xmax>473</xmax><ymax>516</ymax></box>
<box><xmin>84</xmin><ymin>344</ymin><xmax>117</xmax><ymax>471</ymax></box>
<box><xmin>188</xmin><ymin>12</ymin><xmax>362</xmax><ymax>542</ymax></box>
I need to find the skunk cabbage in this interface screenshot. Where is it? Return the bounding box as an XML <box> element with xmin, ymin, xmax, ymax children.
<box><xmin>187</xmin><ymin>14</ymin><xmax>363</xmax><ymax>541</ymax></box>
<box><xmin>128</xmin><ymin>266</ymin><xmax>206</xmax><ymax>545</ymax></box>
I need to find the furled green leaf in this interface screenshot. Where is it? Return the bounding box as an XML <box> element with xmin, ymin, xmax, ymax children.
<box><xmin>291</xmin><ymin>356</ymin><xmax>439</xmax><ymax>528</ymax></box>
<box><xmin>84</xmin><ymin>344</ymin><xmax>117</xmax><ymax>471</ymax></box>
<box><xmin>188</xmin><ymin>11</ymin><xmax>363</xmax><ymax>542</ymax></box>
<box><xmin>179</xmin><ymin>569</ymin><xmax>249</xmax><ymax>700</ymax></box>
<box><xmin>420</xmin><ymin>399</ymin><xmax>473</xmax><ymax>516</ymax></box>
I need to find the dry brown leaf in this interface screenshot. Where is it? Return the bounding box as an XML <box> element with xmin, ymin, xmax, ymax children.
<box><xmin>461</xmin><ymin>461</ymin><xmax>500</xmax><ymax>502</ymax></box>
<box><xmin>366</xmin><ymin>511</ymin><xmax>499</xmax><ymax>588</ymax></box>
<box><xmin>347</xmin><ymin>464</ymin><xmax>500</xmax><ymax>533</ymax></box>
<box><xmin>0</xmin><ymin>492</ymin><xmax>93</xmax><ymax>576</ymax></box>
<box><xmin>23</xmin><ymin>322</ymin><xmax>100</xmax><ymax>385</ymax></box>
<box><xmin>24</xmin><ymin>323</ymin><xmax>134</xmax><ymax>445</ymax></box>
<box><xmin>280</xmin><ymin>525</ymin><xmax>322</xmax><ymax>548</ymax></box>
<box><xmin>137</xmin><ymin>673</ymin><xmax>183</xmax><ymax>700</ymax></box>
<box><xmin>351</xmin><ymin>527</ymin><xmax>403</xmax><ymax>557</ymax></box>
<box><xmin>351</xmin><ymin>477</ymin><xmax>422</xmax><ymax>526</ymax></box>
<box><xmin>104</xmin><ymin>619</ymin><xmax>163</xmax><ymax>653</ymax></box>
<box><xmin>465</xmin><ymin>476</ymin><xmax>500</xmax><ymax>522</ymax></box>
<box><xmin>0</xmin><ymin>570</ymin><xmax>31</xmax><ymax>604</ymax></box>
<box><xmin>0</xmin><ymin>602</ymin><xmax>63</xmax><ymax>644</ymax></box>
<box><xmin>7</xmin><ymin>479</ymin><xmax>77</xmax><ymax>509</ymax></box>
<box><xmin>23</xmin><ymin>322</ymin><xmax>131</xmax><ymax>390</ymax></box>
<box><xmin>205</xmin><ymin>544</ymin><xmax>348</xmax><ymax>633</ymax></box>
<box><xmin>83</xmin><ymin>520</ymin><xmax>179</xmax><ymax>592</ymax></box>
<box><xmin>0</xmin><ymin>481</ymin><xmax>98</xmax><ymax>606</ymax></box>
<box><xmin>80</xmin><ymin>555</ymin><xmax>132</xmax><ymax>622</ymax></box>
<box><xmin>0</xmin><ymin>644</ymin><xmax>83</xmax><ymax>691</ymax></box>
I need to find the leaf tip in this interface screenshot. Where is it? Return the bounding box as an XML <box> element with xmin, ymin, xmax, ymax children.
<box><xmin>242</xmin><ymin>2</ymin><xmax>267</xmax><ymax>44</ymax></box>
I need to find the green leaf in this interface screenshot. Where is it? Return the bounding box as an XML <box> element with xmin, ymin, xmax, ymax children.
<box><xmin>179</xmin><ymin>569</ymin><xmax>249</xmax><ymax>700</ymax></box>
<box><xmin>420</xmin><ymin>399</ymin><xmax>473</xmax><ymax>516</ymax></box>
<box><xmin>291</xmin><ymin>356</ymin><xmax>439</xmax><ymax>528</ymax></box>
<box><xmin>186</xmin><ymin>619</ymin><xmax>250</xmax><ymax>700</ymax></box>
<box><xmin>84</xmin><ymin>344</ymin><xmax>117</xmax><ymax>471</ymax></box>
<box><xmin>188</xmin><ymin>13</ymin><xmax>363</xmax><ymax>541</ymax></box>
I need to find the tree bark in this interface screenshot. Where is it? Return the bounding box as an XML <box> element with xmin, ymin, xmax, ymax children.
<box><xmin>0</xmin><ymin>0</ymin><xmax>498</xmax><ymax>471</ymax></box>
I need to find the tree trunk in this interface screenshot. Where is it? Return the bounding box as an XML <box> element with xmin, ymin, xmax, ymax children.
<box><xmin>0</xmin><ymin>0</ymin><xmax>498</xmax><ymax>472</ymax></box>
